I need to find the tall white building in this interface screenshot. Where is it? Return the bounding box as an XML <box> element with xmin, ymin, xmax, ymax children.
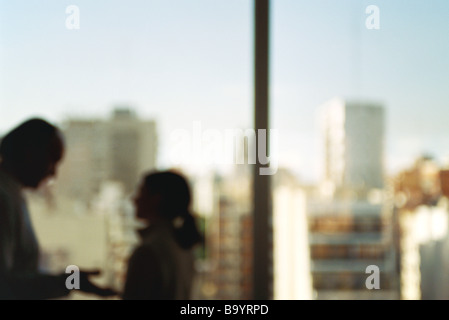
<box><xmin>273</xmin><ymin>186</ymin><xmax>313</xmax><ymax>300</ymax></box>
<box><xmin>305</xmin><ymin>98</ymin><xmax>400</xmax><ymax>300</ymax></box>
<box><xmin>321</xmin><ymin>98</ymin><xmax>385</xmax><ymax>193</ymax></box>
<box><xmin>401</xmin><ymin>198</ymin><xmax>449</xmax><ymax>300</ymax></box>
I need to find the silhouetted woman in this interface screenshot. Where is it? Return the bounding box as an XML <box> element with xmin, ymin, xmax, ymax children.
<box><xmin>122</xmin><ymin>170</ymin><xmax>203</xmax><ymax>300</ymax></box>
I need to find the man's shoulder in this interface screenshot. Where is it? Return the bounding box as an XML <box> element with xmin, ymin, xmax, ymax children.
<box><xmin>0</xmin><ymin>179</ymin><xmax>11</xmax><ymax>203</ymax></box>
<box><xmin>0</xmin><ymin>172</ymin><xmax>22</xmax><ymax>212</ymax></box>
<box><xmin>0</xmin><ymin>170</ymin><xmax>22</xmax><ymax>199</ymax></box>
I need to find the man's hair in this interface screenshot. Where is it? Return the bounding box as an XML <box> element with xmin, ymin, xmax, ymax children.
<box><xmin>0</xmin><ymin>118</ymin><xmax>62</xmax><ymax>163</ymax></box>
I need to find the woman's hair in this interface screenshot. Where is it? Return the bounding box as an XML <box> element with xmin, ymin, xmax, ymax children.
<box><xmin>143</xmin><ymin>170</ymin><xmax>203</xmax><ymax>250</ymax></box>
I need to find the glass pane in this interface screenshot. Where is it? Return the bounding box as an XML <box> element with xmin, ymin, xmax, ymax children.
<box><xmin>0</xmin><ymin>0</ymin><xmax>252</xmax><ymax>300</ymax></box>
<box><xmin>272</xmin><ymin>0</ymin><xmax>449</xmax><ymax>300</ymax></box>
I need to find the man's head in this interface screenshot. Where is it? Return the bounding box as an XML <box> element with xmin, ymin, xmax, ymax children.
<box><xmin>0</xmin><ymin>118</ymin><xmax>64</xmax><ymax>189</ymax></box>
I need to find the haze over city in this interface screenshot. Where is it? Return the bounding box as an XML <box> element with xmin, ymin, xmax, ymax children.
<box><xmin>2</xmin><ymin>0</ymin><xmax>449</xmax><ymax>303</ymax></box>
<box><xmin>1</xmin><ymin>0</ymin><xmax>449</xmax><ymax>182</ymax></box>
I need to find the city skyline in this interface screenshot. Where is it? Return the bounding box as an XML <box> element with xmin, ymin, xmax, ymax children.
<box><xmin>1</xmin><ymin>0</ymin><xmax>449</xmax><ymax>182</ymax></box>
<box><xmin>3</xmin><ymin>0</ymin><xmax>449</xmax><ymax>303</ymax></box>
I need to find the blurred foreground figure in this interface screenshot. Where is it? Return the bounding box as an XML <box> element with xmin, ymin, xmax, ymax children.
<box><xmin>0</xmin><ymin>118</ymin><xmax>116</xmax><ymax>299</ymax></box>
<box><xmin>123</xmin><ymin>170</ymin><xmax>203</xmax><ymax>300</ymax></box>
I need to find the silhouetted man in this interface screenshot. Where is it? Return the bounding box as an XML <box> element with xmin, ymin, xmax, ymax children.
<box><xmin>0</xmin><ymin>118</ymin><xmax>115</xmax><ymax>299</ymax></box>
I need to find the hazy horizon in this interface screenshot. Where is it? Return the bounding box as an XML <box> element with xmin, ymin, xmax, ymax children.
<box><xmin>1</xmin><ymin>0</ymin><xmax>449</xmax><ymax>182</ymax></box>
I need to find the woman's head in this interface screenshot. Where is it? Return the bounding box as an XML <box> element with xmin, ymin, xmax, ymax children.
<box><xmin>133</xmin><ymin>170</ymin><xmax>203</xmax><ymax>249</ymax></box>
<box><xmin>134</xmin><ymin>171</ymin><xmax>191</xmax><ymax>221</ymax></box>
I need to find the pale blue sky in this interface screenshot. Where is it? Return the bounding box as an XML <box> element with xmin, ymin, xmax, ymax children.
<box><xmin>1</xmin><ymin>0</ymin><xmax>449</xmax><ymax>181</ymax></box>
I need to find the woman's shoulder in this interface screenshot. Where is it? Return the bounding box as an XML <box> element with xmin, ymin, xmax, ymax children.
<box><xmin>128</xmin><ymin>243</ymin><xmax>156</xmax><ymax>264</ymax></box>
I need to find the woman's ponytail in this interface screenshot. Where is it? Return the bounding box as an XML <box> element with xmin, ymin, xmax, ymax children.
<box><xmin>174</xmin><ymin>210</ymin><xmax>203</xmax><ymax>250</ymax></box>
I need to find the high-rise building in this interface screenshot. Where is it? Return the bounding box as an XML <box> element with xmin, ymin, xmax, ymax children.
<box><xmin>54</xmin><ymin>107</ymin><xmax>158</xmax><ymax>204</ymax></box>
<box><xmin>307</xmin><ymin>97</ymin><xmax>399</xmax><ymax>299</ymax></box>
<box><xmin>321</xmin><ymin>97</ymin><xmax>385</xmax><ymax>194</ymax></box>
<box><xmin>393</xmin><ymin>156</ymin><xmax>449</xmax><ymax>300</ymax></box>
<box><xmin>307</xmin><ymin>198</ymin><xmax>399</xmax><ymax>299</ymax></box>
<box><xmin>273</xmin><ymin>185</ymin><xmax>313</xmax><ymax>300</ymax></box>
<box><xmin>193</xmin><ymin>133</ymin><xmax>254</xmax><ymax>300</ymax></box>
<box><xmin>201</xmin><ymin>170</ymin><xmax>253</xmax><ymax>300</ymax></box>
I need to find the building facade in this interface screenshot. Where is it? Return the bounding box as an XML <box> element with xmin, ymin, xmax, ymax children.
<box><xmin>54</xmin><ymin>108</ymin><xmax>158</xmax><ymax>204</ymax></box>
<box><xmin>321</xmin><ymin>97</ymin><xmax>385</xmax><ymax>194</ymax></box>
<box><xmin>308</xmin><ymin>98</ymin><xmax>399</xmax><ymax>299</ymax></box>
